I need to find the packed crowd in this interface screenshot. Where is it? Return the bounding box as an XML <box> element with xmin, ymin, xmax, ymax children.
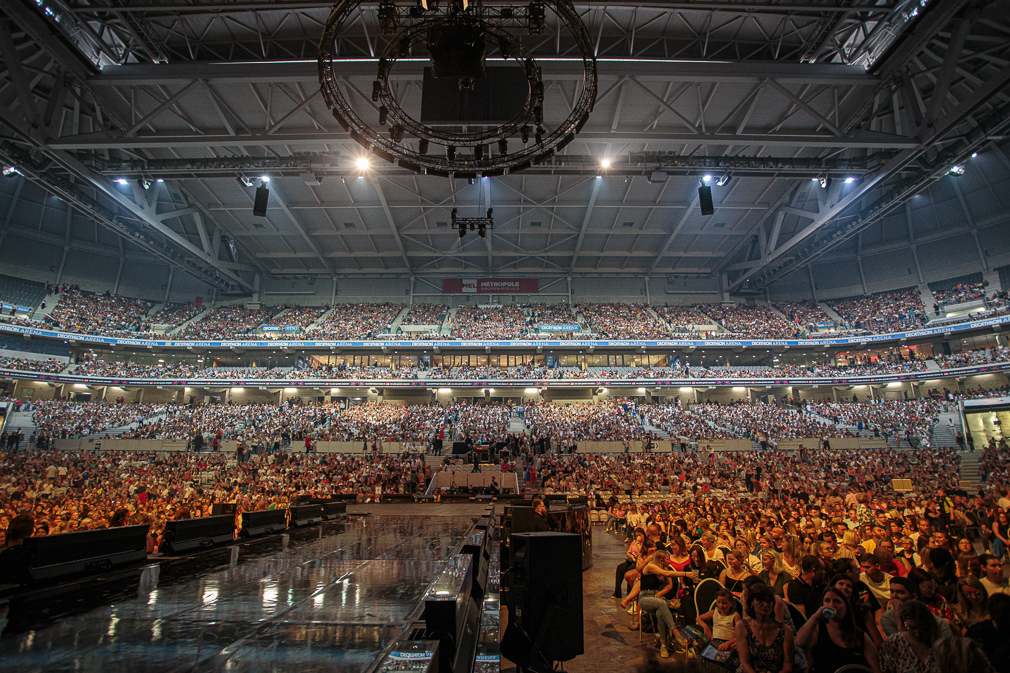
<box><xmin>0</xmin><ymin>449</ymin><xmax>433</xmax><ymax>547</ymax></box>
<box><xmin>449</xmin><ymin>304</ymin><xmax>532</xmax><ymax>339</ymax></box>
<box><xmin>830</xmin><ymin>288</ymin><xmax>927</xmax><ymax>334</ymax></box>
<box><xmin>274</xmin><ymin>305</ymin><xmax>329</xmax><ymax>329</ymax></box>
<box><xmin>777</xmin><ymin>301</ymin><xmax>833</xmax><ymax>331</ymax></box>
<box><xmin>0</xmin><ymin>356</ymin><xmax>66</xmax><ymax>374</ymax></box>
<box><xmin>577</xmin><ymin>303</ymin><xmax>669</xmax><ymax>339</ymax></box>
<box><xmin>399</xmin><ymin>303</ymin><xmax>447</xmax><ymax>326</ymax></box>
<box><xmin>44</xmin><ymin>287</ymin><xmax>154</xmax><ymax>337</ymax></box>
<box><xmin>699</xmin><ymin>303</ymin><xmax>802</xmax><ymax>339</ymax></box>
<box><xmin>31</xmin><ymin>400</ymin><xmax>168</xmax><ymax>441</ymax></box>
<box><xmin>3</xmin><ymin>286</ymin><xmax>1007</xmax><ymax>343</ymax></box>
<box><xmin>178</xmin><ymin>305</ymin><xmax>278</xmax><ymax>340</ymax></box>
<box><xmin>933</xmin><ymin>281</ymin><xmax>987</xmax><ymax>308</ymax></box>
<box><xmin>808</xmin><ymin>399</ymin><xmax>940</xmax><ymax>448</ymax></box>
<box><xmin>149</xmin><ymin>302</ymin><xmax>202</xmax><ymax>328</ymax></box>
<box><xmin>933</xmin><ymin>345</ymin><xmax>1010</xmax><ymax>369</ymax></box>
<box><xmin>310</xmin><ymin>303</ymin><xmax>403</xmax><ymax>339</ymax></box>
<box><xmin>653</xmin><ymin>305</ymin><xmax>712</xmax><ymax>334</ymax></box>
<box><xmin>590</xmin><ymin>459</ymin><xmax>1010</xmax><ymax>668</ymax></box>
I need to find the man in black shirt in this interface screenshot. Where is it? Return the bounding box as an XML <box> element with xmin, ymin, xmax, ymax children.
<box><xmin>785</xmin><ymin>555</ymin><xmax>826</xmax><ymax>620</ymax></box>
<box><xmin>531</xmin><ymin>498</ymin><xmax>551</xmax><ymax>532</ymax></box>
<box><xmin>0</xmin><ymin>513</ymin><xmax>34</xmax><ymax>586</ymax></box>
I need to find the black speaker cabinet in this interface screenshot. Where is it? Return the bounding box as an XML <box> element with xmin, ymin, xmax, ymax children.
<box><xmin>240</xmin><ymin>509</ymin><xmax>288</xmax><ymax>537</ymax></box>
<box><xmin>23</xmin><ymin>525</ymin><xmax>149</xmax><ymax>583</ymax></box>
<box><xmin>161</xmin><ymin>515</ymin><xmax>235</xmax><ymax>554</ymax></box>
<box><xmin>289</xmin><ymin>504</ymin><xmax>323</xmax><ymax>527</ymax></box>
<box><xmin>698</xmin><ymin>184</ymin><xmax>714</xmax><ymax>216</ymax></box>
<box><xmin>323</xmin><ymin>501</ymin><xmax>347</xmax><ymax>520</ymax></box>
<box><xmin>451</xmin><ymin>441</ymin><xmax>470</xmax><ymax>455</ymax></box>
<box><xmin>503</xmin><ymin>532</ymin><xmax>583</xmax><ymax>666</ymax></box>
<box><xmin>253</xmin><ymin>185</ymin><xmax>269</xmax><ymax>216</ymax></box>
<box><xmin>211</xmin><ymin>503</ymin><xmax>237</xmax><ymax>516</ymax></box>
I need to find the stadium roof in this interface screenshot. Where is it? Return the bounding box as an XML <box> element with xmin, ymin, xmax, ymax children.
<box><xmin>0</xmin><ymin>0</ymin><xmax>1008</xmax><ymax>296</ymax></box>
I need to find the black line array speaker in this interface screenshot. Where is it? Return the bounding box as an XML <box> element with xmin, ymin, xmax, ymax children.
<box><xmin>698</xmin><ymin>184</ymin><xmax>714</xmax><ymax>216</ymax></box>
<box><xmin>502</xmin><ymin>532</ymin><xmax>583</xmax><ymax>667</ymax></box>
<box><xmin>253</xmin><ymin>185</ymin><xmax>270</xmax><ymax>216</ymax></box>
<box><xmin>23</xmin><ymin>525</ymin><xmax>149</xmax><ymax>583</ymax></box>
<box><xmin>240</xmin><ymin>509</ymin><xmax>288</xmax><ymax>537</ymax></box>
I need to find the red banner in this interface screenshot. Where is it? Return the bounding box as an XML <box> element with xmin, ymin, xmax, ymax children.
<box><xmin>442</xmin><ymin>278</ymin><xmax>539</xmax><ymax>294</ymax></box>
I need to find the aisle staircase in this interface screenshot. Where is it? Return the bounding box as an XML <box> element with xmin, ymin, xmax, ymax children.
<box><xmin>167</xmin><ymin>306</ymin><xmax>210</xmax><ymax>335</ymax></box>
<box><xmin>384</xmin><ymin>306</ymin><xmax>408</xmax><ymax>334</ymax></box>
<box><xmin>3</xmin><ymin>409</ymin><xmax>36</xmax><ymax>437</ymax></box>
<box><xmin>959</xmin><ymin>451</ymin><xmax>983</xmax><ymax>491</ymax></box>
<box><xmin>818</xmin><ymin>303</ymin><xmax>845</xmax><ymax>324</ymax></box>
<box><xmin>933</xmin><ymin>413</ymin><xmax>961</xmax><ymax>448</ymax></box>
<box><xmin>919</xmin><ymin>284</ymin><xmax>938</xmax><ymax>319</ymax></box>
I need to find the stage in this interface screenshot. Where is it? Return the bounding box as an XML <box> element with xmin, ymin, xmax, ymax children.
<box><xmin>0</xmin><ymin>504</ymin><xmax>487</xmax><ymax>673</ymax></box>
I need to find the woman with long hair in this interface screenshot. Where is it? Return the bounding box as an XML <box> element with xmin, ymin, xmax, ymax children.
<box><xmin>952</xmin><ymin>576</ymin><xmax>989</xmax><ymax>634</ymax></box>
<box><xmin>758</xmin><ymin>549</ymin><xmax>790</xmax><ymax>598</ymax></box>
<box><xmin>829</xmin><ymin>573</ymin><xmax>884</xmax><ymax>649</ymax></box>
<box><xmin>795</xmin><ymin>586</ymin><xmax>881</xmax><ymax>673</ymax></box>
<box><xmin>877</xmin><ymin>600</ymin><xmax>941</xmax><ymax>673</ymax></box>
<box><xmin>735</xmin><ymin>583</ymin><xmax>794</xmax><ymax>673</ymax></box>
<box><xmin>781</xmin><ymin>535</ymin><xmax>803</xmax><ymax>578</ymax></box>
<box><xmin>635</xmin><ymin>549</ymin><xmax>680</xmax><ymax>658</ymax></box>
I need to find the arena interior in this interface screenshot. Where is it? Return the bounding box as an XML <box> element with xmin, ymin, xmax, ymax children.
<box><xmin>1</xmin><ymin>1</ymin><xmax>1010</xmax><ymax>672</ymax></box>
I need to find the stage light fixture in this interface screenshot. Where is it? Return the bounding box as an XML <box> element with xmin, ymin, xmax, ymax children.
<box><xmin>355</xmin><ymin>157</ymin><xmax>370</xmax><ymax>171</ymax></box>
<box><xmin>819</xmin><ymin>177</ymin><xmax>828</xmax><ymax>189</ymax></box>
<box><xmin>418</xmin><ymin>138</ymin><xmax>429</xmax><ymax>154</ymax></box>
<box><xmin>474</xmin><ymin>145</ymin><xmax>484</xmax><ymax>161</ymax></box>
<box><xmin>600</xmin><ymin>158</ymin><xmax>610</xmax><ymax>169</ymax></box>
<box><xmin>715</xmin><ymin>174</ymin><xmax>731</xmax><ymax>187</ymax></box>
<box><xmin>319</xmin><ymin>0</ymin><xmax>596</xmax><ymax>177</ymax></box>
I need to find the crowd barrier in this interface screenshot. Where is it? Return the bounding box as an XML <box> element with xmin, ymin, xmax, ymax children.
<box><xmin>52</xmin><ymin>438</ymin><xmax>189</xmax><ymax>452</ymax></box>
<box><xmin>697</xmin><ymin>439</ymin><xmax>754</xmax><ymax>452</ymax></box>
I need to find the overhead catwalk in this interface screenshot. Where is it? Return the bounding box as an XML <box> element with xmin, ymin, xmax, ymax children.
<box><xmin>0</xmin><ymin>514</ymin><xmax>478</xmax><ymax>673</ymax></box>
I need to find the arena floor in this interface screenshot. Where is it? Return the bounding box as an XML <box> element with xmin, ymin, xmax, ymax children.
<box><xmin>0</xmin><ymin>505</ymin><xmax>487</xmax><ymax>672</ymax></box>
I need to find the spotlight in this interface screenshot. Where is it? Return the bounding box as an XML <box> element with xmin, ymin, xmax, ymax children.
<box><xmin>498</xmin><ymin>138</ymin><xmax>508</xmax><ymax>154</ymax></box>
<box><xmin>418</xmin><ymin>138</ymin><xmax>429</xmax><ymax>154</ymax></box>
<box><xmin>260</xmin><ymin>175</ymin><xmax>270</xmax><ymax>182</ymax></box>
<box><xmin>458</xmin><ymin>223</ymin><xmax>467</xmax><ymax>238</ymax></box>
<box><xmin>844</xmin><ymin>176</ymin><xmax>856</xmax><ymax>183</ymax></box>
<box><xmin>239</xmin><ymin>175</ymin><xmax>253</xmax><ymax>187</ymax></box>
<box><xmin>379</xmin><ymin>105</ymin><xmax>388</xmax><ymax>125</ymax></box>
<box><xmin>115</xmin><ymin>178</ymin><xmax>129</xmax><ymax>185</ymax></box>
<box><xmin>702</xmin><ymin>174</ymin><xmax>712</xmax><ymax>183</ymax></box>
<box><xmin>372</xmin><ymin>81</ymin><xmax>381</xmax><ymax>101</ymax></box>
<box><xmin>600</xmin><ymin>158</ymin><xmax>610</xmax><ymax>169</ymax></box>
<box><xmin>715</xmin><ymin>174</ymin><xmax>731</xmax><ymax>187</ymax></box>
<box><xmin>486</xmin><ymin>208</ymin><xmax>493</xmax><ymax>219</ymax></box>
<box><xmin>535</xmin><ymin>129</ymin><xmax>543</xmax><ymax>145</ymax></box>
<box><xmin>948</xmin><ymin>165</ymin><xmax>965</xmax><ymax>176</ymax></box>
<box><xmin>390</xmin><ymin>124</ymin><xmax>404</xmax><ymax>142</ymax></box>
<box><xmin>2</xmin><ymin>166</ymin><xmax>21</xmax><ymax>177</ymax></box>
<box><xmin>521</xmin><ymin>126</ymin><xmax>529</xmax><ymax>144</ymax></box>
<box><xmin>478</xmin><ymin>224</ymin><xmax>486</xmax><ymax>238</ymax></box>
<box><xmin>446</xmin><ymin>146</ymin><xmax>455</xmax><ymax>160</ymax></box>
<box><xmin>474</xmin><ymin>145</ymin><xmax>484</xmax><ymax>161</ymax></box>
<box><xmin>355</xmin><ymin>157</ymin><xmax>370</xmax><ymax>171</ymax></box>
<box><xmin>971</xmin><ymin>152</ymin><xmax>978</xmax><ymax>158</ymax></box>
<box><xmin>818</xmin><ymin>177</ymin><xmax>828</xmax><ymax>189</ymax></box>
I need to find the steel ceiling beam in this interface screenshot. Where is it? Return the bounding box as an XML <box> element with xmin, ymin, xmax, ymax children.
<box><xmin>87</xmin><ymin>60</ymin><xmax>877</xmax><ymax>86</ymax></box>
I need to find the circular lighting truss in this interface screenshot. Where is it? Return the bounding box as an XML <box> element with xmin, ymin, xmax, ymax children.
<box><xmin>319</xmin><ymin>0</ymin><xmax>597</xmax><ymax>177</ymax></box>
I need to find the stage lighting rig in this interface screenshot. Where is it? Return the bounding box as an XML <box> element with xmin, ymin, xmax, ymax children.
<box><xmin>452</xmin><ymin>207</ymin><xmax>494</xmax><ymax>238</ymax></box>
<box><xmin>319</xmin><ymin>0</ymin><xmax>597</xmax><ymax>178</ymax></box>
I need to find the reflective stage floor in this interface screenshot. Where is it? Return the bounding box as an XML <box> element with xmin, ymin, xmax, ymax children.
<box><xmin>1</xmin><ymin>508</ymin><xmax>482</xmax><ymax>673</ymax></box>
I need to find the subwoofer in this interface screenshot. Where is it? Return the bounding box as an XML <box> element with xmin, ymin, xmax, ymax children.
<box><xmin>502</xmin><ymin>532</ymin><xmax>583</xmax><ymax>668</ymax></box>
